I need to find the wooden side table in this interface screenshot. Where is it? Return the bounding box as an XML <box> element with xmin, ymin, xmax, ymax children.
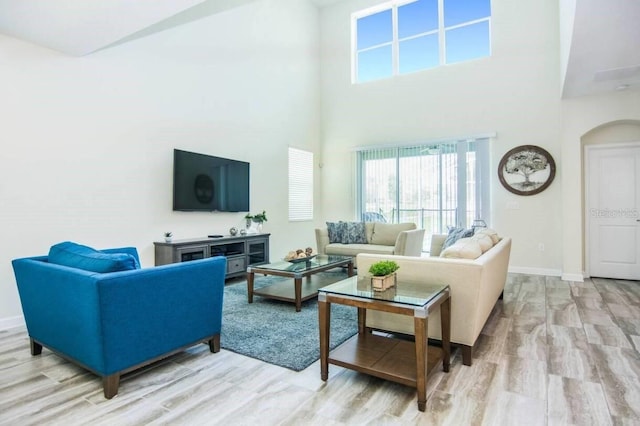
<box><xmin>318</xmin><ymin>276</ymin><xmax>450</xmax><ymax>412</ymax></box>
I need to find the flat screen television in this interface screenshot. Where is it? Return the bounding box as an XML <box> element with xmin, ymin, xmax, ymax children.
<box><xmin>173</xmin><ymin>149</ymin><xmax>250</xmax><ymax>212</ymax></box>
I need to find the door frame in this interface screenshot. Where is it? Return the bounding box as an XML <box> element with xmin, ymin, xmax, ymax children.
<box><xmin>584</xmin><ymin>141</ymin><xmax>640</xmax><ymax>278</ymax></box>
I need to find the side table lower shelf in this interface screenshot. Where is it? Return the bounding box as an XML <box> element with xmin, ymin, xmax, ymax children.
<box><xmin>328</xmin><ymin>333</ymin><xmax>443</xmax><ymax>388</ymax></box>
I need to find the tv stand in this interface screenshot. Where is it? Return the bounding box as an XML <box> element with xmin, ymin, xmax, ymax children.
<box><xmin>154</xmin><ymin>234</ymin><xmax>270</xmax><ymax>279</ymax></box>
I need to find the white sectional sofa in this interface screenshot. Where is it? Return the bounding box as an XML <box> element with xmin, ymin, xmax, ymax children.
<box><xmin>356</xmin><ymin>231</ymin><xmax>512</xmax><ymax>366</ymax></box>
<box><xmin>315</xmin><ymin>222</ymin><xmax>425</xmax><ymax>263</ymax></box>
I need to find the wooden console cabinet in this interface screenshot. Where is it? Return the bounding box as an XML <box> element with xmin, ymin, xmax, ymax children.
<box><xmin>154</xmin><ymin>234</ymin><xmax>270</xmax><ymax>279</ymax></box>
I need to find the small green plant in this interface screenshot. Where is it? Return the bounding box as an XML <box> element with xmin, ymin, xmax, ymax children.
<box><xmin>164</xmin><ymin>231</ymin><xmax>172</xmax><ymax>238</ymax></box>
<box><xmin>247</xmin><ymin>210</ymin><xmax>267</xmax><ymax>223</ymax></box>
<box><xmin>368</xmin><ymin>260</ymin><xmax>399</xmax><ymax>277</ymax></box>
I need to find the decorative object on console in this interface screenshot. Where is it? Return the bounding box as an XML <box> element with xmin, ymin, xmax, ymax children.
<box><xmin>369</xmin><ymin>260</ymin><xmax>399</xmax><ymax>291</ymax></box>
<box><xmin>164</xmin><ymin>232</ymin><xmax>173</xmax><ymax>243</ymax></box>
<box><xmin>245</xmin><ymin>210</ymin><xmax>267</xmax><ymax>233</ymax></box>
<box><xmin>498</xmin><ymin>145</ymin><xmax>556</xmax><ymax>196</ymax></box>
<box><xmin>229</xmin><ymin>227</ymin><xmax>238</xmax><ymax>236</ymax></box>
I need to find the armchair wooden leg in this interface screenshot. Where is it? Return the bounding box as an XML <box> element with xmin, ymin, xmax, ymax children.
<box><xmin>103</xmin><ymin>374</ymin><xmax>120</xmax><ymax>399</ymax></box>
<box><xmin>209</xmin><ymin>334</ymin><xmax>220</xmax><ymax>353</ymax></box>
<box><xmin>30</xmin><ymin>338</ymin><xmax>43</xmax><ymax>356</ymax></box>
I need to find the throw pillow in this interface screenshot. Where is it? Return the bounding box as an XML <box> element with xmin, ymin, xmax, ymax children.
<box><xmin>442</xmin><ymin>226</ymin><xmax>474</xmax><ymax>250</ymax></box>
<box><xmin>343</xmin><ymin>222</ymin><xmax>368</xmax><ymax>244</ymax></box>
<box><xmin>475</xmin><ymin>228</ymin><xmax>500</xmax><ymax>244</ymax></box>
<box><xmin>326</xmin><ymin>222</ymin><xmax>346</xmax><ymax>244</ymax></box>
<box><xmin>48</xmin><ymin>241</ymin><xmax>140</xmax><ymax>273</ymax></box>
<box><xmin>470</xmin><ymin>233</ymin><xmax>494</xmax><ymax>252</ymax></box>
<box><xmin>440</xmin><ymin>238</ymin><xmax>483</xmax><ymax>259</ymax></box>
<box><xmin>369</xmin><ymin>223</ymin><xmax>417</xmax><ymax>246</ymax></box>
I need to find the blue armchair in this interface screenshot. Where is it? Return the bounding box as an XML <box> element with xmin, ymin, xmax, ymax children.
<box><xmin>12</xmin><ymin>245</ymin><xmax>226</xmax><ymax>399</ymax></box>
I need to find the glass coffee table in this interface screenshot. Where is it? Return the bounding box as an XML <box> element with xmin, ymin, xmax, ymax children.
<box><xmin>318</xmin><ymin>275</ymin><xmax>450</xmax><ymax>412</ymax></box>
<box><xmin>246</xmin><ymin>255</ymin><xmax>354</xmax><ymax>312</ymax></box>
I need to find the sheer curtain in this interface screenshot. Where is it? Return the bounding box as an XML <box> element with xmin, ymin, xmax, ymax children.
<box><xmin>356</xmin><ymin>138</ymin><xmax>490</xmax><ymax>250</ymax></box>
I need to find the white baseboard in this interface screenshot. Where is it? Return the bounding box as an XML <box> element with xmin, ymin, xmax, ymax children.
<box><xmin>561</xmin><ymin>273</ymin><xmax>585</xmax><ymax>282</ymax></box>
<box><xmin>0</xmin><ymin>315</ymin><xmax>25</xmax><ymax>331</ymax></box>
<box><xmin>508</xmin><ymin>266</ymin><xmax>562</xmax><ymax>277</ymax></box>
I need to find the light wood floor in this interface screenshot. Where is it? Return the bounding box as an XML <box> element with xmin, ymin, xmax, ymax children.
<box><xmin>1</xmin><ymin>274</ymin><xmax>640</xmax><ymax>425</ymax></box>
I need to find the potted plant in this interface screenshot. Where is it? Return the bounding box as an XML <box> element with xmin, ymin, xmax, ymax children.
<box><xmin>245</xmin><ymin>211</ymin><xmax>267</xmax><ymax>232</ymax></box>
<box><xmin>369</xmin><ymin>260</ymin><xmax>399</xmax><ymax>290</ymax></box>
<box><xmin>164</xmin><ymin>232</ymin><xmax>173</xmax><ymax>243</ymax></box>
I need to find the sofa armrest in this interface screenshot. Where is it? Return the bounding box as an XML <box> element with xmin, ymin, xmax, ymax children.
<box><xmin>393</xmin><ymin>228</ymin><xmax>426</xmax><ymax>256</ymax></box>
<box><xmin>315</xmin><ymin>228</ymin><xmax>330</xmax><ymax>255</ymax></box>
<box><xmin>429</xmin><ymin>234</ymin><xmax>447</xmax><ymax>257</ymax></box>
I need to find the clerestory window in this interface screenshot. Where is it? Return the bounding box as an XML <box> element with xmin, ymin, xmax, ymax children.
<box><xmin>353</xmin><ymin>0</ymin><xmax>491</xmax><ymax>83</ymax></box>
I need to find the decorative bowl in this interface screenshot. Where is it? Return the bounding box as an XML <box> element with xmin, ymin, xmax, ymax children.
<box><xmin>286</xmin><ymin>255</ymin><xmax>317</xmax><ymax>263</ymax></box>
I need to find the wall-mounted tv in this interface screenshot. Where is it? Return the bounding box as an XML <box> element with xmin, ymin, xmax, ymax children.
<box><xmin>173</xmin><ymin>149</ymin><xmax>250</xmax><ymax>212</ymax></box>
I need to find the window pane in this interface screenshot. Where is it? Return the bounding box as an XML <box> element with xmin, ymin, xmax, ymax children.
<box><xmin>399</xmin><ymin>34</ymin><xmax>439</xmax><ymax>74</ymax></box>
<box><xmin>398</xmin><ymin>0</ymin><xmax>438</xmax><ymax>39</ymax></box>
<box><xmin>358</xmin><ymin>45</ymin><xmax>392</xmax><ymax>82</ymax></box>
<box><xmin>357</xmin><ymin>9</ymin><xmax>392</xmax><ymax>50</ymax></box>
<box><xmin>444</xmin><ymin>0</ymin><xmax>491</xmax><ymax>27</ymax></box>
<box><xmin>445</xmin><ymin>21</ymin><xmax>490</xmax><ymax>64</ymax></box>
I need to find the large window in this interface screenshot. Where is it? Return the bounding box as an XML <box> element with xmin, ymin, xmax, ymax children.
<box><xmin>357</xmin><ymin>138</ymin><xmax>490</xmax><ymax>250</ymax></box>
<box><xmin>353</xmin><ymin>0</ymin><xmax>491</xmax><ymax>83</ymax></box>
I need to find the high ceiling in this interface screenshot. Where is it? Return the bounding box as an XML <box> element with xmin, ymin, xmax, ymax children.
<box><xmin>0</xmin><ymin>0</ymin><xmax>638</xmax><ymax>98</ymax></box>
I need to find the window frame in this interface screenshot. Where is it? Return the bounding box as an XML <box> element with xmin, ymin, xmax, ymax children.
<box><xmin>352</xmin><ymin>0</ymin><xmax>491</xmax><ymax>83</ymax></box>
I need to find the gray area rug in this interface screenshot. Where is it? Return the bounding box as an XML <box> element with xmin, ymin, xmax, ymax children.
<box><xmin>221</xmin><ymin>271</ymin><xmax>357</xmax><ymax>371</ymax></box>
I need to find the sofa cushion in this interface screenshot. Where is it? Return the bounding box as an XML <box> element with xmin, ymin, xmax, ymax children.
<box><xmin>326</xmin><ymin>222</ymin><xmax>346</xmax><ymax>243</ymax></box>
<box><xmin>344</xmin><ymin>221</ymin><xmax>368</xmax><ymax>244</ymax></box>
<box><xmin>440</xmin><ymin>237</ymin><xmax>483</xmax><ymax>259</ymax></box>
<box><xmin>442</xmin><ymin>226</ymin><xmax>474</xmax><ymax>249</ymax></box>
<box><xmin>48</xmin><ymin>241</ymin><xmax>140</xmax><ymax>273</ymax></box>
<box><xmin>370</xmin><ymin>223</ymin><xmax>416</xmax><ymax>246</ymax></box>
<box><xmin>325</xmin><ymin>243</ymin><xmax>394</xmax><ymax>257</ymax></box>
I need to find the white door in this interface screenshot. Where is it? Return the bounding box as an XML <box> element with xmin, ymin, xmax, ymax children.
<box><xmin>586</xmin><ymin>143</ymin><xmax>640</xmax><ymax>279</ymax></box>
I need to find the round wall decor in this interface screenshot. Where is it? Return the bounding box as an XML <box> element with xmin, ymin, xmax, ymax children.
<box><xmin>498</xmin><ymin>145</ymin><xmax>556</xmax><ymax>196</ymax></box>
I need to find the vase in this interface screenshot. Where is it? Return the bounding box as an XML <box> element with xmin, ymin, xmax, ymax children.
<box><xmin>164</xmin><ymin>237</ymin><xmax>172</xmax><ymax>243</ymax></box>
<box><xmin>371</xmin><ymin>273</ymin><xmax>396</xmax><ymax>291</ymax></box>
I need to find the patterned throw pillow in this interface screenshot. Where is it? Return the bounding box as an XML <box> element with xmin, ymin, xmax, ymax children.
<box><xmin>326</xmin><ymin>221</ymin><xmax>346</xmax><ymax>243</ymax></box>
<box><xmin>343</xmin><ymin>222</ymin><xmax>367</xmax><ymax>244</ymax></box>
<box><xmin>442</xmin><ymin>226</ymin><xmax>475</xmax><ymax>249</ymax></box>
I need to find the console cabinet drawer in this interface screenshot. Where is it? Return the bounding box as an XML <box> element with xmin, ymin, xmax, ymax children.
<box><xmin>227</xmin><ymin>257</ymin><xmax>246</xmax><ymax>275</ymax></box>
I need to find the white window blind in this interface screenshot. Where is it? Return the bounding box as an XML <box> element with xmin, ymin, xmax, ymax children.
<box><xmin>356</xmin><ymin>138</ymin><xmax>490</xmax><ymax>249</ymax></box>
<box><xmin>288</xmin><ymin>147</ymin><xmax>314</xmax><ymax>221</ymax></box>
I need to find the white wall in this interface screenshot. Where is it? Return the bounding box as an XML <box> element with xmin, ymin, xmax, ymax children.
<box><xmin>319</xmin><ymin>0</ymin><xmax>564</xmax><ymax>274</ymax></box>
<box><xmin>0</xmin><ymin>0</ymin><xmax>321</xmax><ymax>322</ymax></box>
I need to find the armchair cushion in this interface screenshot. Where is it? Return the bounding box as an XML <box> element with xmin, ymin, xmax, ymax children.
<box><xmin>48</xmin><ymin>241</ymin><xmax>139</xmax><ymax>273</ymax></box>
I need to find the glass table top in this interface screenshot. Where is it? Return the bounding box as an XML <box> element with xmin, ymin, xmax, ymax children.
<box><xmin>319</xmin><ymin>275</ymin><xmax>448</xmax><ymax>307</ymax></box>
<box><xmin>249</xmin><ymin>255</ymin><xmax>353</xmax><ymax>273</ymax></box>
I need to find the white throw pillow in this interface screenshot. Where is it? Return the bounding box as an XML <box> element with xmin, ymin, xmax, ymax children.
<box><xmin>470</xmin><ymin>233</ymin><xmax>494</xmax><ymax>252</ymax></box>
<box><xmin>475</xmin><ymin>228</ymin><xmax>500</xmax><ymax>244</ymax></box>
<box><xmin>440</xmin><ymin>238</ymin><xmax>483</xmax><ymax>259</ymax></box>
